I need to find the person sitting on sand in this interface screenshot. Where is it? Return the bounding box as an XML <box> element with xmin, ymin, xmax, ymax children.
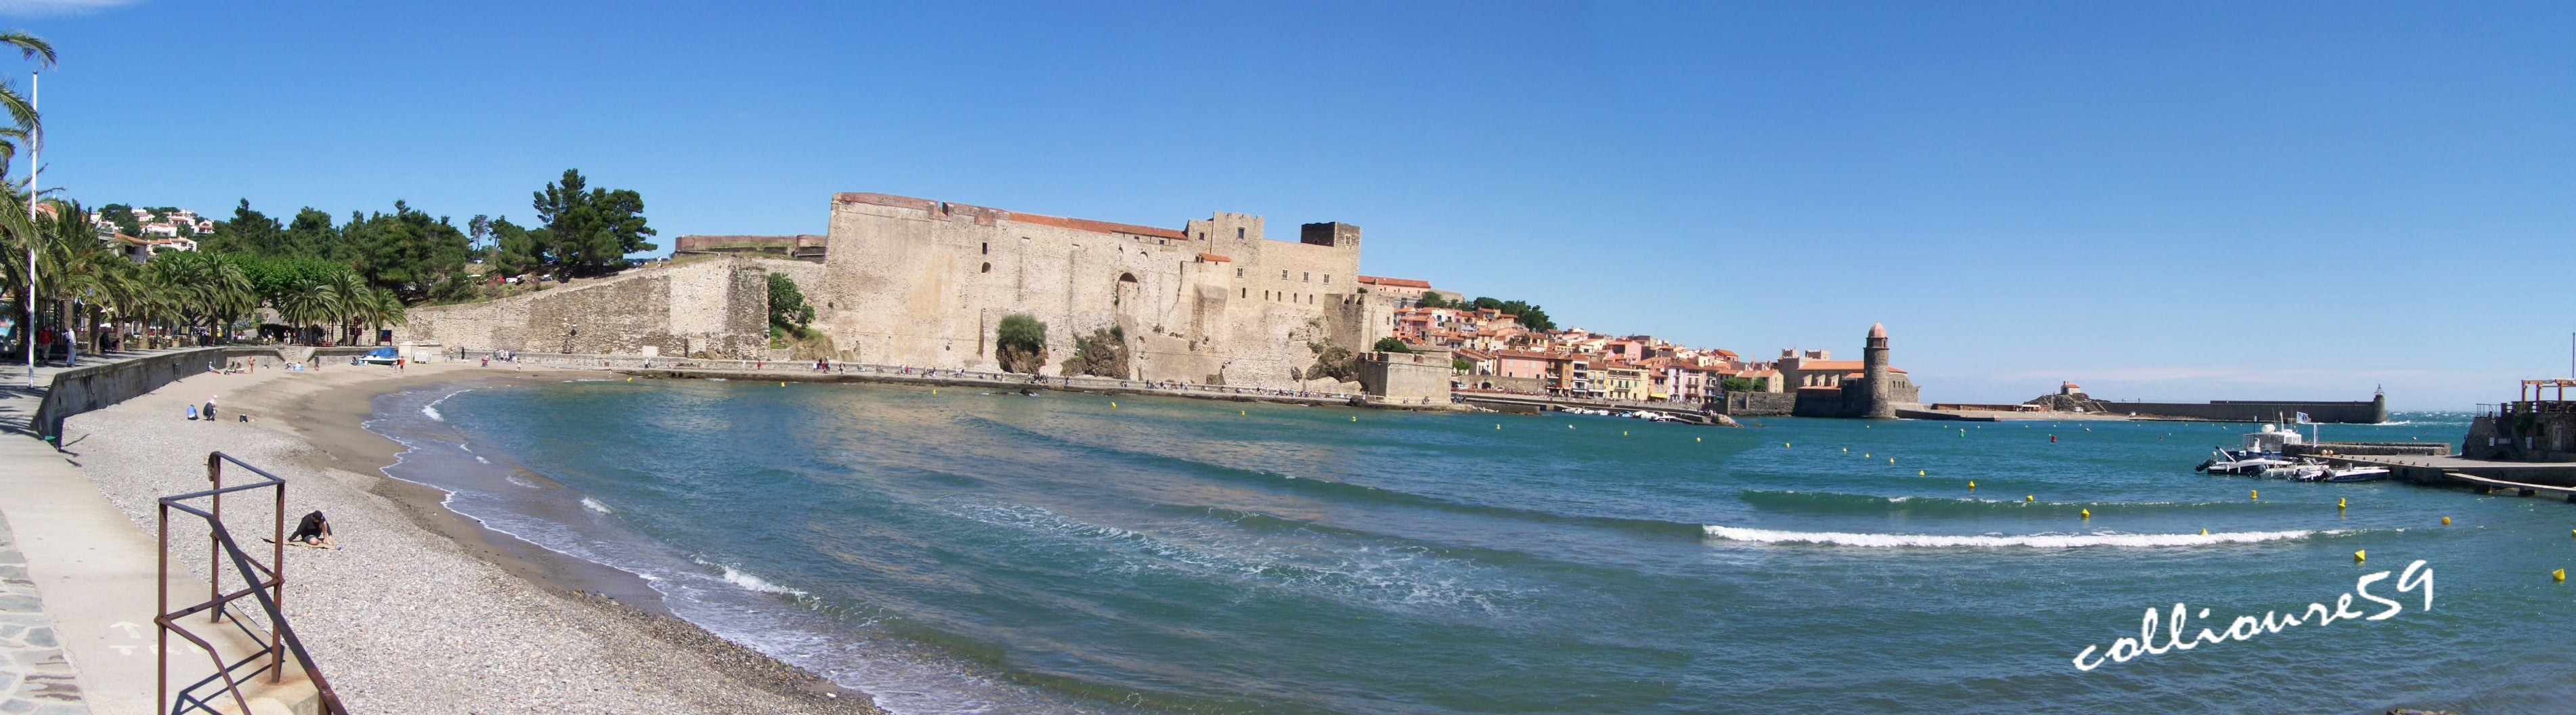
<box><xmin>204</xmin><ymin>396</ymin><xmax>217</xmax><ymax>422</ymax></box>
<box><xmin>288</xmin><ymin>511</ymin><xmax>336</xmax><ymax>548</ymax></box>
<box><xmin>186</xmin><ymin>404</ymin><xmax>199</xmax><ymax>420</ymax></box>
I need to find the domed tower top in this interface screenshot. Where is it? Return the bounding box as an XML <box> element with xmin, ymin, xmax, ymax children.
<box><xmin>1868</xmin><ymin>322</ymin><xmax>1886</xmax><ymax>339</ymax></box>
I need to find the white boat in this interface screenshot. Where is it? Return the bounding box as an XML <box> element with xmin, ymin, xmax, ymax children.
<box><xmin>2258</xmin><ymin>461</ymin><xmax>2327</xmax><ymax>481</ymax></box>
<box><xmin>2195</xmin><ymin>422</ymin><xmax>2308</xmax><ymax>473</ymax></box>
<box><xmin>2321</xmin><ymin>466</ymin><xmax>2390</xmax><ymax>483</ymax></box>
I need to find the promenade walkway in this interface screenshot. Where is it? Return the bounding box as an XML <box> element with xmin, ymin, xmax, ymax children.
<box><xmin>0</xmin><ymin>349</ymin><xmax>210</xmax><ymax>715</ymax></box>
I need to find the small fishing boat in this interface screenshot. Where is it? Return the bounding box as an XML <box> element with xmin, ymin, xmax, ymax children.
<box><xmin>2321</xmin><ymin>465</ymin><xmax>2390</xmax><ymax>483</ymax></box>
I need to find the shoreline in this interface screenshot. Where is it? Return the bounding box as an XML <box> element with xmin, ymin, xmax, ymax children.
<box><xmin>56</xmin><ymin>361</ymin><xmax>882</xmax><ymax>713</ymax></box>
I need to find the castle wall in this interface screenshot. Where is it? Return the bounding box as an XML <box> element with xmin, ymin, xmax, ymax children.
<box><xmin>1358</xmin><ymin>350</ymin><xmax>1455</xmax><ymax>404</ymax></box>
<box><xmin>809</xmin><ymin>194</ymin><xmax>1387</xmax><ymax>387</ymax></box>
<box><xmin>395</xmin><ymin>257</ymin><xmax>774</xmax><ymax>358</ymax></box>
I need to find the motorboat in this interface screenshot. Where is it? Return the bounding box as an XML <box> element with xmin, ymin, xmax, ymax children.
<box><xmin>2258</xmin><ymin>460</ymin><xmax>2327</xmax><ymax>481</ymax></box>
<box><xmin>2196</xmin><ymin>422</ymin><xmax>2309</xmax><ymax>473</ymax></box>
<box><xmin>2321</xmin><ymin>466</ymin><xmax>2390</xmax><ymax>483</ymax></box>
<box><xmin>2201</xmin><ymin>450</ymin><xmax>2294</xmax><ymax>476</ymax></box>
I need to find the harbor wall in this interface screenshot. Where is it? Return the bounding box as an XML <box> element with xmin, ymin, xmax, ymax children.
<box><xmin>2090</xmin><ymin>397</ymin><xmax>2386</xmax><ymax>424</ymax></box>
<box><xmin>1717</xmin><ymin>391</ymin><xmax>1797</xmax><ymax>416</ymax></box>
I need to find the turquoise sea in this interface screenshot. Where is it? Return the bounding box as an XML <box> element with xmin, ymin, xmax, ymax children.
<box><xmin>371</xmin><ymin>379</ymin><xmax>2576</xmax><ymax>714</ymax></box>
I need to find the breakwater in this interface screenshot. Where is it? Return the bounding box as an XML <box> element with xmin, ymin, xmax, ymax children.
<box><xmin>2088</xmin><ymin>396</ymin><xmax>2387</xmax><ymax>424</ymax></box>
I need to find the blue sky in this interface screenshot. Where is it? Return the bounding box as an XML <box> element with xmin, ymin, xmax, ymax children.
<box><xmin>8</xmin><ymin>1</ymin><xmax>2570</xmax><ymax>408</ymax></box>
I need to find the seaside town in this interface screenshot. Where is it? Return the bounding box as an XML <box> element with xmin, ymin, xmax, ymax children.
<box><xmin>1</xmin><ymin>6</ymin><xmax>2568</xmax><ymax>715</ymax></box>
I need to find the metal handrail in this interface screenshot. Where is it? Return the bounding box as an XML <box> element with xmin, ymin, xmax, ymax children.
<box><xmin>156</xmin><ymin>452</ymin><xmax>347</xmax><ymax>714</ymax></box>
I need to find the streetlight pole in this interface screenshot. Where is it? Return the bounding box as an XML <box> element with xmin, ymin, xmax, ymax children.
<box><xmin>23</xmin><ymin>70</ymin><xmax>35</xmax><ymax>387</ymax></box>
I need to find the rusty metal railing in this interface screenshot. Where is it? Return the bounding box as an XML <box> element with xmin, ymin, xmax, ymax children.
<box><xmin>156</xmin><ymin>452</ymin><xmax>348</xmax><ymax>714</ymax></box>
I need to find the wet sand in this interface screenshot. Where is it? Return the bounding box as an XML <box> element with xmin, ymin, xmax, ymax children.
<box><xmin>58</xmin><ymin>360</ymin><xmax>881</xmax><ymax>714</ymax></box>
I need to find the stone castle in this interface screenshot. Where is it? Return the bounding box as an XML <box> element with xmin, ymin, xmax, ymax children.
<box><xmin>401</xmin><ymin>193</ymin><xmax>1402</xmax><ymax>391</ymax></box>
<box><xmin>799</xmin><ymin>193</ymin><xmax>1396</xmax><ymax>388</ymax></box>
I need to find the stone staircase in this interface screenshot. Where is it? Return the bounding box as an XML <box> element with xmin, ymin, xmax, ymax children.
<box><xmin>275</xmin><ymin>347</ymin><xmax>314</xmax><ymax>366</ymax></box>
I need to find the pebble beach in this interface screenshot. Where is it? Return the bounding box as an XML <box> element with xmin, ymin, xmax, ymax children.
<box><xmin>54</xmin><ymin>361</ymin><xmax>878</xmax><ymax>714</ymax></box>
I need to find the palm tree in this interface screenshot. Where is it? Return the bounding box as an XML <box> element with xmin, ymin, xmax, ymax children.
<box><xmin>0</xmin><ymin>32</ymin><xmax>57</xmax><ymax>183</ymax></box>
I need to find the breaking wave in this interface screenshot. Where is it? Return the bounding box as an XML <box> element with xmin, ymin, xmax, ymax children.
<box><xmin>1702</xmin><ymin>525</ymin><xmax>2337</xmax><ymax>548</ymax></box>
<box><xmin>693</xmin><ymin>557</ymin><xmax>810</xmax><ymax>597</ymax></box>
<box><xmin>580</xmin><ymin>496</ymin><xmax>614</xmax><ymax>514</ymax></box>
<box><xmin>1738</xmin><ymin>490</ymin><xmax>2273</xmax><ymax>517</ymax></box>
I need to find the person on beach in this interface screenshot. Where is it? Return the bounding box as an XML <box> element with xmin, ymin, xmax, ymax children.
<box><xmin>186</xmin><ymin>404</ymin><xmax>199</xmax><ymax>420</ymax></box>
<box><xmin>204</xmin><ymin>395</ymin><xmax>217</xmax><ymax>422</ymax></box>
<box><xmin>288</xmin><ymin>511</ymin><xmax>336</xmax><ymax>547</ymax></box>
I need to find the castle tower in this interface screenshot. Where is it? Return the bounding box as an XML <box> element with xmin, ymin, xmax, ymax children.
<box><xmin>1862</xmin><ymin>322</ymin><xmax>1895</xmax><ymax>419</ymax></box>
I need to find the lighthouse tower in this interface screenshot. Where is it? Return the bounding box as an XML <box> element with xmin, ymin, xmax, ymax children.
<box><xmin>1862</xmin><ymin>322</ymin><xmax>1895</xmax><ymax>419</ymax></box>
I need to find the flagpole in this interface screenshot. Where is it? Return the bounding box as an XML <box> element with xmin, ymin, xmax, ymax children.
<box><xmin>23</xmin><ymin>70</ymin><xmax>35</xmax><ymax>387</ymax></box>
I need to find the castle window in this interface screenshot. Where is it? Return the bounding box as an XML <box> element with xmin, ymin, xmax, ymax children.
<box><xmin>1235</xmin><ymin>267</ymin><xmax>1243</xmax><ymax>278</ymax></box>
<box><xmin>1241</xmin><ymin>288</ymin><xmax>1247</xmax><ymax>298</ymax></box>
<box><xmin>981</xmin><ymin>262</ymin><xmax>991</xmax><ymax>274</ymax></box>
<box><xmin>1303</xmin><ymin>272</ymin><xmax>1310</xmax><ymax>282</ymax></box>
<box><xmin>1323</xmin><ymin>274</ymin><xmax>1330</xmax><ymax>284</ymax></box>
<box><xmin>1281</xmin><ymin>269</ymin><xmax>1289</xmax><ymax>280</ymax></box>
<box><xmin>981</xmin><ymin>242</ymin><xmax>988</xmax><ymax>255</ymax></box>
<box><xmin>1237</xmin><ymin>228</ymin><xmax>1245</xmax><ymax>240</ymax></box>
<box><xmin>1197</xmin><ymin>232</ymin><xmax>1205</xmax><ymax>240</ymax></box>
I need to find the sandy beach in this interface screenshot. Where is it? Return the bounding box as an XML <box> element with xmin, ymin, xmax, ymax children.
<box><xmin>54</xmin><ymin>360</ymin><xmax>880</xmax><ymax>714</ymax></box>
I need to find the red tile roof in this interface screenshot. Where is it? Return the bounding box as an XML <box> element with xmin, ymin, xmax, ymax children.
<box><xmin>1358</xmin><ymin>276</ymin><xmax>1432</xmax><ymax>288</ymax></box>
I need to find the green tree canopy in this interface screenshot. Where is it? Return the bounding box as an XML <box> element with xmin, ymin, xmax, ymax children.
<box><xmin>532</xmin><ymin>169</ymin><xmax>656</xmax><ymax>278</ymax></box>
<box><xmin>995</xmin><ymin>313</ymin><xmax>1048</xmax><ymax>373</ymax></box>
<box><xmin>767</xmin><ymin>272</ymin><xmax>813</xmax><ymax>330</ymax></box>
<box><xmin>1470</xmin><ymin>297</ymin><xmax>1555</xmax><ymax>332</ymax></box>
<box><xmin>1373</xmin><ymin>337</ymin><xmax>1412</xmax><ymax>353</ymax></box>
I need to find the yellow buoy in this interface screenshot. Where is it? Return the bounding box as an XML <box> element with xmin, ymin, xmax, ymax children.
<box><xmin>626</xmin><ymin>377</ymin><xmax>633</xmax><ymax>383</ymax></box>
<box><xmin>1968</xmin><ymin>481</ymin><xmax>1976</xmax><ymax>490</ymax></box>
<box><xmin>1888</xmin><ymin>458</ymin><xmax>1895</xmax><ymax>464</ymax></box>
<box><xmin>2025</xmin><ymin>495</ymin><xmax>2035</xmax><ymax>502</ymax></box>
<box><xmin>1695</xmin><ymin>437</ymin><xmax>1702</xmax><ymax>442</ymax></box>
<box><xmin>1864</xmin><ymin>453</ymin><xmax>1869</xmax><ymax>458</ymax></box>
<box><xmin>1842</xmin><ymin>448</ymin><xmax>1848</xmax><ymax>453</ymax></box>
<box><xmin>1111</xmin><ymin>402</ymin><xmax>1117</xmax><ymax>408</ymax></box>
<box><xmin>1918</xmin><ymin>470</ymin><xmax>1925</xmax><ymax>475</ymax></box>
<box><xmin>2355</xmin><ymin>550</ymin><xmax>2366</xmax><ymax>563</ymax></box>
<box><xmin>2081</xmin><ymin>508</ymin><xmax>2091</xmax><ymax>519</ymax></box>
<box><xmin>1497</xmin><ymin>425</ymin><xmax>1502</xmax><ymax>430</ymax></box>
<box><xmin>2338</xmin><ymin>498</ymin><xmax>2346</xmax><ymax>510</ymax></box>
<box><xmin>2558</xmin><ymin>569</ymin><xmax>2568</xmax><ymax>582</ymax></box>
<box><xmin>1623</xmin><ymin>431</ymin><xmax>1629</xmax><ymax>436</ymax></box>
<box><xmin>932</xmin><ymin>389</ymin><xmax>937</xmax><ymax>395</ymax></box>
<box><xmin>780</xmin><ymin>382</ymin><xmax>786</xmax><ymax>387</ymax></box>
<box><xmin>2201</xmin><ymin>528</ymin><xmax>2208</xmax><ymax>536</ymax></box>
<box><xmin>2250</xmin><ymin>490</ymin><xmax>2258</xmax><ymax>500</ymax></box>
<box><xmin>1352</xmin><ymin>416</ymin><xmax>1358</xmax><ymax>422</ymax></box>
<box><xmin>2441</xmin><ymin>516</ymin><xmax>2451</xmax><ymax>525</ymax></box>
<box><xmin>1784</xmin><ymin>442</ymin><xmax>1790</xmax><ymax>448</ymax></box>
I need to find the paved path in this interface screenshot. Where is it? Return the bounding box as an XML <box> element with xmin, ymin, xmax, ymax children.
<box><xmin>0</xmin><ymin>351</ymin><xmax>215</xmax><ymax>715</ymax></box>
<box><xmin>0</xmin><ymin>510</ymin><xmax>87</xmax><ymax>715</ymax></box>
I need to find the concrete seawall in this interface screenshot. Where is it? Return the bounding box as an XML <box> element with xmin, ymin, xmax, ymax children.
<box><xmin>28</xmin><ymin>346</ymin><xmax>376</xmax><ymax>439</ymax></box>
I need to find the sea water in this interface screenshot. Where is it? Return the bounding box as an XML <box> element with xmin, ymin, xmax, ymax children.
<box><xmin>367</xmin><ymin>380</ymin><xmax>2575</xmax><ymax>714</ymax></box>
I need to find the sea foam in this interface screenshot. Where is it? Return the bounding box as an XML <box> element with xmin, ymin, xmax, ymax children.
<box><xmin>580</xmin><ymin>497</ymin><xmax>614</xmax><ymax>514</ymax></box>
<box><xmin>693</xmin><ymin>557</ymin><xmax>810</xmax><ymax>597</ymax></box>
<box><xmin>1702</xmin><ymin>525</ymin><xmax>2330</xmax><ymax>548</ymax></box>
